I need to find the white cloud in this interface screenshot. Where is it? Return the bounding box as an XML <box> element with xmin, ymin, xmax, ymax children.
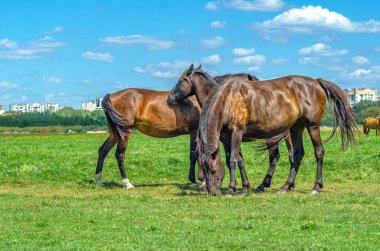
<box><xmin>299</xmin><ymin>43</ymin><xmax>348</xmax><ymax>56</ymax></box>
<box><xmin>271</xmin><ymin>58</ymin><xmax>288</xmax><ymax>64</ymax></box>
<box><xmin>201</xmin><ymin>36</ymin><xmax>225</xmax><ymax>49</ymax></box>
<box><xmin>81</xmin><ymin>51</ymin><xmax>114</xmax><ymax>63</ymax></box>
<box><xmin>210</xmin><ymin>21</ymin><xmax>227</xmax><ymax>28</ymax></box>
<box><xmin>200</xmin><ymin>54</ymin><xmax>221</xmax><ymax>66</ymax></box>
<box><xmin>205</xmin><ymin>0</ymin><xmax>284</xmax><ymax>12</ymax></box>
<box><xmin>254</xmin><ymin>6</ymin><xmax>380</xmax><ymax>34</ymax></box>
<box><xmin>232</xmin><ymin>47</ymin><xmax>255</xmax><ymax>56</ymax></box>
<box><xmin>299</xmin><ymin>57</ymin><xmax>319</xmax><ymax>65</ymax></box>
<box><xmin>233</xmin><ymin>55</ymin><xmax>266</xmax><ymax>65</ymax></box>
<box><xmin>42</xmin><ymin>76</ymin><xmax>63</xmax><ymax>84</ymax></box>
<box><xmin>0</xmin><ymin>81</ymin><xmax>18</xmax><ymax>89</ymax></box>
<box><xmin>341</xmin><ymin>69</ymin><xmax>372</xmax><ymax>79</ymax></box>
<box><xmin>0</xmin><ymin>37</ymin><xmax>65</xmax><ymax>60</ymax></box>
<box><xmin>100</xmin><ymin>35</ymin><xmax>174</xmax><ymax>50</ymax></box>
<box><xmin>352</xmin><ymin>56</ymin><xmax>370</xmax><ymax>65</ymax></box>
<box><xmin>134</xmin><ymin>60</ymin><xmax>193</xmax><ymax>79</ymax></box>
<box><xmin>0</xmin><ymin>38</ymin><xmax>17</xmax><ymax>49</ymax></box>
<box><xmin>51</xmin><ymin>26</ymin><xmax>64</xmax><ymax>33</ymax></box>
<box><xmin>247</xmin><ymin>66</ymin><xmax>261</xmax><ymax>72</ymax></box>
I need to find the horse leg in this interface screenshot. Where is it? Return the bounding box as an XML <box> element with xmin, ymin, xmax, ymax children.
<box><xmin>222</xmin><ymin>141</ymin><xmax>250</xmax><ymax>194</ymax></box>
<box><xmin>227</xmin><ymin>128</ymin><xmax>244</xmax><ymax>196</ymax></box>
<box><xmin>278</xmin><ymin>125</ymin><xmax>305</xmax><ymax>193</ymax></box>
<box><xmin>189</xmin><ymin>130</ymin><xmax>199</xmax><ymax>189</ymax></box>
<box><xmin>254</xmin><ymin>144</ymin><xmax>280</xmax><ymax>193</ymax></box>
<box><xmin>237</xmin><ymin>149</ymin><xmax>250</xmax><ymax>194</ymax></box>
<box><xmin>94</xmin><ymin>136</ymin><xmax>116</xmax><ymax>186</ymax></box>
<box><xmin>307</xmin><ymin>126</ymin><xmax>325</xmax><ymax>194</ymax></box>
<box><xmin>115</xmin><ymin>133</ymin><xmax>134</xmax><ymax>189</ymax></box>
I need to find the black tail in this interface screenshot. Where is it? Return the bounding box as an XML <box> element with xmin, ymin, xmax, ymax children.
<box><xmin>102</xmin><ymin>94</ymin><xmax>128</xmax><ymax>140</ymax></box>
<box><xmin>316</xmin><ymin>78</ymin><xmax>359</xmax><ymax>150</ymax></box>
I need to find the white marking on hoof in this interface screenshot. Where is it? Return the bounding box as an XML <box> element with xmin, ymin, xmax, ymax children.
<box><xmin>190</xmin><ymin>183</ymin><xmax>200</xmax><ymax>190</ymax></box>
<box><xmin>122</xmin><ymin>178</ymin><xmax>134</xmax><ymax>189</ymax></box>
<box><xmin>201</xmin><ymin>181</ymin><xmax>206</xmax><ymax>187</ymax></box>
<box><xmin>94</xmin><ymin>172</ymin><xmax>102</xmax><ymax>186</ymax></box>
<box><xmin>225</xmin><ymin>193</ymin><xmax>233</xmax><ymax>198</ymax></box>
<box><xmin>310</xmin><ymin>189</ymin><xmax>320</xmax><ymax>195</ymax></box>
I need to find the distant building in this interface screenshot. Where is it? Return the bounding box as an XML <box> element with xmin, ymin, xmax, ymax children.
<box><xmin>0</xmin><ymin>104</ymin><xmax>4</xmax><ymax>115</ymax></box>
<box><xmin>9</xmin><ymin>103</ymin><xmax>59</xmax><ymax>113</ymax></box>
<box><xmin>344</xmin><ymin>88</ymin><xmax>378</xmax><ymax>106</ymax></box>
<box><xmin>81</xmin><ymin>97</ymin><xmax>104</xmax><ymax>111</ymax></box>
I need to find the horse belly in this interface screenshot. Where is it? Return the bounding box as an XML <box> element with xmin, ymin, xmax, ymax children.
<box><xmin>135</xmin><ymin>116</ymin><xmax>188</xmax><ymax>138</ymax></box>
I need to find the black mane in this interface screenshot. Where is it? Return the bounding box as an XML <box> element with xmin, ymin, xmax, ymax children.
<box><xmin>194</xmin><ymin>71</ymin><xmax>259</xmax><ymax>87</ymax></box>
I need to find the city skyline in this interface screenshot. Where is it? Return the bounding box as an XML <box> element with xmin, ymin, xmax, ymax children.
<box><xmin>1</xmin><ymin>0</ymin><xmax>380</xmax><ymax>108</ymax></box>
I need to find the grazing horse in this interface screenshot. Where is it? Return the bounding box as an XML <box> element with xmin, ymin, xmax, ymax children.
<box><xmin>363</xmin><ymin>117</ymin><xmax>380</xmax><ymax>137</ymax></box>
<box><xmin>168</xmin><ymin>65</ymin><xmax>294</xmax><ymax>193</ymax></box>
<box><xmin>95</xmin><ymin>89</ymin><xmax>201</xmax><ymax>188</ymax></box>
<box><xmin>197</xmin><ymin>75</ymin><xmax>357</xmax><ymax>196</ymax></box>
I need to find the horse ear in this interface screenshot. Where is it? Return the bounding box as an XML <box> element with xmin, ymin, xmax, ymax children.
<box><xmin>186</xmin><ymin>64</ymin><xmax>194</xmax><ymax>76</ymax></box>
<box><xmin>195</xmin><ymin>64</ymin><xmax>202</xmax><ymax>71</ymax></box>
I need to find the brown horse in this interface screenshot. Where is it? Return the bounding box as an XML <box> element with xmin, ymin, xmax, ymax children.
<box><xmin>95</xmin><ymin>88</ymin><xmax>201</xmax><ymax>188</ymax></box>
<box><xmin>197</xmin><ymin>75</ymin><xmax>358</xmax><ymax>196</ymax></box>
<box><xmin>363</xmin><ymin>117</ymin><xmax>380</xmax><ymax>137</ymax></box>
<box><xmin>168</xmin><ymin>65</ymin><xmax>294</xmax><ymax>193</ymax></box>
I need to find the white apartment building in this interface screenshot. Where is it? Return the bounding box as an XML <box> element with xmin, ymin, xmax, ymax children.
<box><xmin>0</xmin><ymin>104</ymin><xmax>4</xmax><ymax>115</ymax></box>
<box><xmin>9</xmin><ymin>103</ymin><xmax>59</xmax><ymax>113</ymax></box>
<box><xmin>81</xmin><ymin>97</ymin><xmax>104</xmax><ymax>111</ymax></box>
<box><xmin>344</xmin><ymin>88</ymin><xmax>378</xmax><ymax>106</ymax></box>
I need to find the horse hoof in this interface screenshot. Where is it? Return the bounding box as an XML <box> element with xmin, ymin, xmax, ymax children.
<box><xmin>122</xmin><ymin>179</ymin><xmax>134</xmax><ymax>189</ymax></box>
<box><xmin>310</xmin><ymin>189</ymin><xmax>320</xmax><ymax>195</ymax></box>
<box><xmin>240</xmin><ymin>188</ymin><xmax>249</xmax><ymax>195</ymax></box>
<box><xmin>253</xmin><ymin>187</ymin><xmax>264</xmax><ymax>193</ymax></box>
<box><xmin>190</xmin><ymin>183</ymin><xmax>200</xmax><ymax>190</ymax></box>
<box><xmin>277</xmin><ymin>189</ymin><xmax>288</xmax><ymax>194</ymax></box>
<box><xmin>225</xmin><ymin>193</ymin><xmax>234</xmax><ymax>198</ymax></box>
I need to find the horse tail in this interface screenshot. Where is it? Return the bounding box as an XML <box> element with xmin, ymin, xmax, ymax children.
<box><xmin>316</xmin><ymin>78</ymin><xmax>359</xmax><ymax>150</ymax></box>
<box><xmin>101</xmin><ymin>94</ymin><xmax>128</xmax><ymax>140</ymax></box>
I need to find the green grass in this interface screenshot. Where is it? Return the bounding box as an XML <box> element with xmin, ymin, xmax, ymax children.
<box><xmin>0</xmin><ymin>130</ymin><xmax>379</xmax><ymax>250</ymax></box>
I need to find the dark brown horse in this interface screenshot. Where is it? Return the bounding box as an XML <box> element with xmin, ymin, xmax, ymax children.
<box><xmin>198</xmin><ymin>75</ymin><xmax>358</xmax><ymax>196</ymax></box>
<box><xmin>168</xmin><ymin>65</ymin><xmax>294</xmax><ymax>193</ymax></box>
<box><xmin>95</xmin><ymin>88</ymin><xmax>201</xmax><ymax>188</ymax></box>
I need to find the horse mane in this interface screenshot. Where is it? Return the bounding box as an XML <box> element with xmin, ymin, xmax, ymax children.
<box><xmin>193</xmin><ymin>71</ymin><xmax>258</xmax><ymax>87</ymax></box>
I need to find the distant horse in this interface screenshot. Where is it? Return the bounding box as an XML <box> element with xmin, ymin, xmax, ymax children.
<box><xmin>197</xmin><ymin>75</ymin><xmax>358</xmax><ymax>196</ymax></box>
<box><xmin>363</xmin><ymin>117</ymin><xmax>380</xmax><ymax>137</ymax></box>
<box><xmin>168</xmin><ymin>65</ymin><xmax>294</xmax><ymax>193</ymax></box>
<box><xmin>95</xmin><ymin>89</ymin><xmax>201</xmax><ymax>189</ymax></box>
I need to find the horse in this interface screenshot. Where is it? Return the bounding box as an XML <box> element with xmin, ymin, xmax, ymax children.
<box><xmin>197</xmin><ymin>75</ymin><xmax>358</xmax><ymax>196</ymax></box>
<box><xmin>363</xmin><ymin>117</ymin><xmax>380</xmax><ymax>137</ymax></box>
<box><xmin>168</xmin><ymin>64</ymin><xmax>294</xmax><ymax>193</ymax></box>
<box><xmin>95</xmin><ymin>88</ymin><xmax>201</xmax><ymax>189</ymax></box>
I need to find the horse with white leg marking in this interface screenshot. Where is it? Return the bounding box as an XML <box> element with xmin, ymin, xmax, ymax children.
<box><xmin>95</xmin><ymin>87</ymin><xmax>201</xmax><ymax>189</ymax></box>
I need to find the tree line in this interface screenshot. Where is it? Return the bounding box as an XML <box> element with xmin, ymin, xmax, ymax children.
<box><xmin>0</xmin><ymin>107</ymin><xmax>107</xmax><ymax>127</ymax></box>
<box><xmin>1</xmin><ymin>101</ymin><xmax>380</xmax><ymax>128</ymax></box>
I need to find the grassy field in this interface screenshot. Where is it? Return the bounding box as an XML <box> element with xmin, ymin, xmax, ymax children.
<box><xmin>0</xmin><ymin>130</ymin><xmax>379</xmax><ymax>250</ymax></box>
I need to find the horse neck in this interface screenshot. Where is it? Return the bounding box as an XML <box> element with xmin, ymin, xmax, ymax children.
<box><xmin>193</xmin><ymin>77</ymin><xmax>216</xmax><ymax>107</ymax></box>
<box><xmin>200</xmin><ymin>97</ymin><xmax>223</xmax><ymax>153</ymax></box>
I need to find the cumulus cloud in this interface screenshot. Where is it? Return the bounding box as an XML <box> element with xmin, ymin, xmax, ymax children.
<box><xmin>352</xmin><ymin>56</ymin><xmax>370</xmax><ymax>65</ymax></box>
<box><xmin>247</xmin><ymin>66</ymin><xmax>261</xmax><ymax>72</ymax></box>
<box><xmin>100</xmin><ymin>35</ymin><xmax>174</xmax><ymax>50</ymax></box>
<box><xmin>81</xmin><ymin>51</ymin><xmax>114</xmax><ymax>63</ymax></box>
<box><xmin>233</xmin><ymin>55</ymin><xmax>266</xmax><ymax>65</ymax></box>
<box><xmin>201</xmin><ymin>36</ymin><xmax>225</xmax><ymax>49</ymax></box>
<box><xmin>44</xmin><ymin>26</ymin><xmax>64</xmax><ymax>34</ymax></box>
<box><xmin>0</xmin><ymin>38</ymin><xmax>17</xmax><ymax>49</ymax></box>
<box><xmin>232</xmin><ymin>47</ymin><xmax>255</xmax><ymax>56</ymax></box>
<box><xmin>254</xmin><ymin>5</ymin><xmax>380</xmax><ymax>34</ymax></box>
<box><xmin>0</xmin><ymin>81</ymin><xmax>18</xmax><ymax>89</ymax></box>
<box><xmin>134</xmin><ymin>60</ymin><xmax>193</xmax><ymax>79</ymax></box>
<box><xmin>0</xmin><ymin>36</ymin><xmax>65</xmax><ymax>60</ymax></box>
<box><xmin>271</xmin><ymin>58</ymin><xmax>288</xmax><ymax>64</ymax></box>
<box><xmin>205</xmin><ymin>0</ymin><xmax>284</xmax><ymax>12</ymax></box>
<box><xmin>200</xmin><ymin>54</ymin><xmax>221</xmax><ymax>66</ymax></box>
<box><xmin>210</xmin><ymin>21</ymin><xmax>227</xmax><ymax>28</ymax></box>
<box><xmin>299</xmin><ymin>43</ymin><xmax>348</xmax><ymax>56</ymax></box>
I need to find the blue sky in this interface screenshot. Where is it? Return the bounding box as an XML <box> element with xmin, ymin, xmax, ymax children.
<box><xmin>1</xmin><ymin>0</ymin><xmax>380</xmax><ymax>109</ymax></box>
